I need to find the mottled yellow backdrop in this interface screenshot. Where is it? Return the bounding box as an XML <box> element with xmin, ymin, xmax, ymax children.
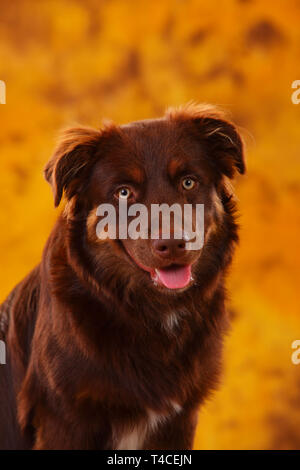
<box><xmin>0</xmin><ymin>0</ymin><xmax>300</xmax><ymax>449</ymax></box>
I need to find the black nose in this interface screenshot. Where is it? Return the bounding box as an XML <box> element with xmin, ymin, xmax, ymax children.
<box><xmin>152</xmin><ymin>238</ymin><xmax>186</xmax><ymax>259</ymax></box>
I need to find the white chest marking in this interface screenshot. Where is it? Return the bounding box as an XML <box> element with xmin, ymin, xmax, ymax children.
<box><xmin>164</xmin><ymin>312</ymin><xmax>180</xmax><ymax>332</ymax></box>
<box><xmin>115</xmin><ymin>401</ymin><xmax>182</xmax><ymax>450</ymax></box>
<box><xmin>116</xmin><ymin>424</ymin><xmax>147</xmax><ymax>450</ymax></box>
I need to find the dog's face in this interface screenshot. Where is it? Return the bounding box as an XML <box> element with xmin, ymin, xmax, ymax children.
<box><xmin>45</xmin><ymin>104</ymin><xmax>245</xmax><ymax>297</ymax></box>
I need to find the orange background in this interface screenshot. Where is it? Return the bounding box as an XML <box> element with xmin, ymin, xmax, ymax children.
<box><xmin>0</xmin><ymin>0</ymin><xmax>300</xmax><ymax>449</ymax></box>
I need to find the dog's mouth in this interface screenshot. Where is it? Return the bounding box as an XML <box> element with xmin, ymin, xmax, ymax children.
<box><xmin>121</xmin><ymin>244</ymin><xmax>193</xmax><ymax>290</ymax></box>
<box><xmin>151</xmin><ymin>264</ymin><xmax>192</xmax><ymax>289</ymax></box>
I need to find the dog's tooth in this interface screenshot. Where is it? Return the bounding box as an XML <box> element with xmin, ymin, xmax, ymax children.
<box><xmin>152</xmin><ymin>270</ymin><xmax>159</xmax><ymax>284</ymax></box>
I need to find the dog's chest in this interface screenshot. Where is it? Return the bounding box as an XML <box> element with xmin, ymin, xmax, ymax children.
<box><xmin>106</xmin><ymin>310</ymin><xmax>197</xmax><ymax>449</ymax></box>
<box><xmin>112</xmin><ymin>311</ymin><xmax>192</xmax><ymax>450</ymax></box>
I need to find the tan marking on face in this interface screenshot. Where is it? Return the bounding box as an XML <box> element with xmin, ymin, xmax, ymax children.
<box><xmin>86</xmin><ymin>209</ymin><xmax>105</xmax><ymax>243</ymax></box>
<box><xmin>204</xmin><ymin>188</ymin><xmax>223</xmax><ymax>243</ymax></box>
<box><xmin>222</xmin><ymin>176</ymin><xmax>235</xmax><ymax>199</ymax></box>
<box><xmin>167</xmin><ymin>158</ymin><xmax>185</xmax><ymax>179</ymax></box>
<box><xmin>211</xmin><ymin>187</ymin><xmax>224</xmax><ymax>222</ymax></box>
<box><xmin>127</xmin><ymin>167</ymin><xmax>144</xmax><ymax>184</ymax></box>
<box><xmin>63</xmin><ymin>197</ymin><xmax>76</xmax><ymax>220</ymax></box>
<box><xmin>205</xmin><ymin>221</ymin><xmax>218</xmax><ymax>242</ymax></box>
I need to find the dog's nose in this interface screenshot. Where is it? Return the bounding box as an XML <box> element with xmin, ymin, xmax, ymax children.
<box><xmin>152</xmin><ymin>238</ymin><xmax>186</xmax><ymax>259</ymax></box>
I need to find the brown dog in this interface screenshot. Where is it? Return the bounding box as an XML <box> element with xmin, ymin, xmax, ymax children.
<box><xmin>0</xmin><ymin>103</ymin><xmax>245</xmax><ymax>450</ymax></box>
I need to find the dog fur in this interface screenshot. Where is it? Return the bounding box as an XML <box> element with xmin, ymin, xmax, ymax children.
<box><xmin>0</xmin><ymin>103</ymin><xmax>245</xmax><ymax>449</ymax></box>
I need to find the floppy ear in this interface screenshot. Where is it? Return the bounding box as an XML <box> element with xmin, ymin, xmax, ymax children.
<box><xmin>167</xmin><ymin>103</ymin><xmax>246</xmax><ymax>178</ymax></box>
<box><xmin>197</xmin><ymin>116</ymin><xmax>246</xmax><ymax>178</ymax></box>
<box><xmin>44</xmin><ymin>126</ymin><xmax>102</xmax><ymax>207</ymax></box>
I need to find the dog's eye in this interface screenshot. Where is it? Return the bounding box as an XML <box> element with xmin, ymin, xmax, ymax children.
<box><xmin>182</xmin><ymin>178</ymin><xmax>196</xmax><ymax>190</ymax></box>
<box><xmin>117</xmin><ymin>187</ymin><xmax>132</xmax><ymax>199</ymax></box>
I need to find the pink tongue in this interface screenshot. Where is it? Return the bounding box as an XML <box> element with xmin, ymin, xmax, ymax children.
<box><xmin>156</xmin><ymin>265</ymin><xmax>192</xmax><ymax>289</ymax></box>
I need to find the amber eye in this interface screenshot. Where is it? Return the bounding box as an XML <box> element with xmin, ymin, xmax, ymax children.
<box><xmin>182</xmin><ymin>178</ymin><xmax>196</xmax><ymax>190</ymax></box>
<box><xmin>117</xmin><ymin>187</ymin><xmax>132</xmax><ymax>199</ymax></box>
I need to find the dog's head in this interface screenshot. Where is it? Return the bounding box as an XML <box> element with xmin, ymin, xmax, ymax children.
<box><xmin>45</xmin><ymin>103</ymin><xmax>245</xmax><ymax>299</ymax></box>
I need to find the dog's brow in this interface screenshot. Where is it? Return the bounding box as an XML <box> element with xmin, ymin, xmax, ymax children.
<box><xmin>122</xmin><ymin>167</ymin><xmax>144</xmax><ymax>184</ymax></box>
<box><xmin>168</xmin><ymin>158</ymin><xmax>188</xmax><ymax>179</ymax></box>
<box><xmin>124</xmin><ymin>167</ymin><xmax>145</xmax><ymax>184</ymax></box>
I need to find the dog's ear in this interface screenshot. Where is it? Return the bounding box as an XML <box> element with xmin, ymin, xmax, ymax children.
<box><xmin>44</xmin><ymin>127</ymin><xmax>102</xmax><ymax>207</ymax></box>
<box><xmin>196</xmin><ymin>115</ymin><xmax>246</xmax><ymax>178</ymax></box>
<box><xmin>167</xmin><ymin>103</ymin><xmax>246</xmax><ymax>178</ymax></box>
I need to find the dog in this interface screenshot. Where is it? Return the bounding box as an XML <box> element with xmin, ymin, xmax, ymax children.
<box><xmin>0</xmin><ymin>103</ymin><xmax>245</xmax><ymax>450</ymax></box>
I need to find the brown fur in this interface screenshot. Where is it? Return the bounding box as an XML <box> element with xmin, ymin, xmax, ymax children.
<box><xmin>0</xmin><ymin>103</ymin><xmax>245</xmax><ymax>449</ymax></box>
